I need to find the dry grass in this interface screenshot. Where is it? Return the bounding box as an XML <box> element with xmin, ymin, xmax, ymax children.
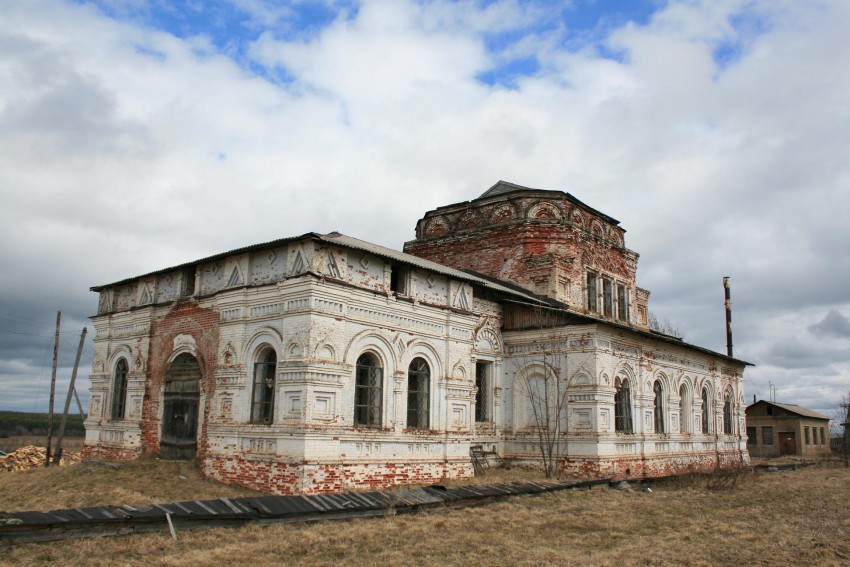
<box><xmin>2</xmin><ymin>462</ymin><xmax>850</xmax><ymax>566</ymax></box>
<box><xmin>0</xmin><ymin>454</ymin><xmax>262</xmax><ymax>512</ymax></box>
<box><xmin>0</xmin><ymin>436</ymin><xmax>84</xmax><ymax>453</ymax></box>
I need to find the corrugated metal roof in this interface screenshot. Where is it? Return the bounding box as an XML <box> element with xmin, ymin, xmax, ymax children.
<box><xmin>87</xmin><ymin>230</ymin><xmax>750</xmax><ymax>367</ymax></box>
<box><xmin>91</xmin><ymin>231</ymin><xmax>547</xmax><ymax>306</ymax></box>
<box><xmin>90</xmin><ymin>233</ymin><xmax>315</xmax><ymax>291</ymax></box>
<box><xmin>753</xmin><ymin>401</ymin><xmax>831</xmax><ymax>421</ymax></box>
<box><xmin>317</xmin><ymin>232</ymin><xmax>546</xmax><ymax>303</ymax></box>
<box><xmin>441</xmin><ymin>179</ymin><xmax>621</xmax><ymax>226</ymax></box>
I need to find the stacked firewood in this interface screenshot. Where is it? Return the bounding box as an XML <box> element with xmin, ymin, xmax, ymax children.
<box><xmin>0</xmin><ymin>445</ymin><xmax>82</xmax><ymax>471</ymax></box>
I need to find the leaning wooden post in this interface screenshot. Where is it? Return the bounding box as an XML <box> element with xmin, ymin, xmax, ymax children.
<box><xmin>73</xmin><ymin>388</ymin><xmax>85</xmax><ymax>417</ymax></box>
<box><xmin>45</xmin><ymin>311</ymin><xmax>61</xmax><ymax>467</ymax></box>
<box><xmin>53</xmin><ymin>327</ymin><xmax>87</xmax><ymax>465</ymax></box>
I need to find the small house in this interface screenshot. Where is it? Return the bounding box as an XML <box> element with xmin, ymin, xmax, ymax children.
<box><xmin>745</xmin><ymin>401</ymin><xmax>830</xmax><ymax>458</ymax></box>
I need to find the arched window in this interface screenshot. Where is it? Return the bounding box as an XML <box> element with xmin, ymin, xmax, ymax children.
<box><xmin>251</xmin><ymin>348</ymin><xmax>277</xmax><ymax>424</ymax></box>
<box><xmin>355</xmin><ymin>353</ymin><xmax>382</xmax><ymax>427</ymax></box>
<box><xmin>723</xmin><ymin>392</ymin><xmax>733</xmax><ymax>434</ymax></box>
<box><xmin>701</xmin><ymin>387</ymin><xmax>710</xmax><ymax>434</ymax></box>
<box><xmin>653</xmin><ymin>380</ymin><xmax>665</xmax><ymax>434</ymax></box>
<box><xmin>407</xmin><ymin>358</ymin><xmax>430</xmax><ymax>429</ymax></box>
<box><xmin>111</xmin><ymin>358</ymin><xmax>129</xmax><ymax>420</ymax></box>
<box><xmin>679</xmin><ymin>384</ymin><xmax>689</xmax><ymax>433</ymax></box>
<box><xmin>614</xmin><ymin>377</ymin><xmax>632</xmax><ymax>433</ymax></box>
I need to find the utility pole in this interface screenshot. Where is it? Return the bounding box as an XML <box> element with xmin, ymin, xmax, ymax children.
<box><xmin>842</xmin><ymin>391</ymin><xmax>850</xmax><ymax>468</ymax></box>
<box><xmin>53</xmin><ymin>327</ymin><xmax>87</xmax><ymax>465</ymax></box>
<box><xmin>45</xmin><ymin>311</ymin><xmax>60</xmax><ymax>467</ymax></box>
<box><xmin>723</xmin><ymin>277</ymin><xmax>733</xmax><ymax>358</ymax></box>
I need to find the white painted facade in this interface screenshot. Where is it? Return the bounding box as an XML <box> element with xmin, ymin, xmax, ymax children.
<box><xmin>85</xmin><ymin>192</ymin><xmax>749</xmax><ymax>494</ymax></box>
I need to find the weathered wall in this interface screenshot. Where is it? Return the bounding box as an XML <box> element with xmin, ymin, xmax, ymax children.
<box><xmin>403</xmin><ymin>190</ymin><xmax>646</xmax><ymax>326</ymax></box>
<box><xmin>142</xmin><ymin>301</ymin><xmax>220</xmax><ymax>457</ymax></box>
<box><xmin>85</xmin><ymin>191</ymin><xmax>749</xmax><ymax>495</ymax></box>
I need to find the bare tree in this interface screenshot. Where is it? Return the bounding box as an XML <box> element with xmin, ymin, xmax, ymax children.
<box><xmin>648</xmin><ymin>311</ymin><xmax>685</xmax><ymax>339</ymax></box>
<box><xmin>509</xmin><ymin>306</ymin><xmax>574</xmax><ymax>479</ymax></box>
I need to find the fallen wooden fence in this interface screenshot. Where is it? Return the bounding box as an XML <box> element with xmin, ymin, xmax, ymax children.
<box><xmin>0</xmin><ymin>478</ymin><xmax>611</xmax><ymax>546</ymax></box>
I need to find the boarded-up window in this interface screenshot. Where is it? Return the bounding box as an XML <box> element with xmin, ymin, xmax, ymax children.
<box><xmin>746</xmin><ymin>426</ymin><xmax>757</xmax><ymax>444</ymax></box>
<box><xmin>762</xmin><ymin>426</ymin><xmax>774</xmax><ymax>445</ymax></box>
<box><xmin>679</xmin><ymin>384</ymin><xmax>689</xmax><ymax>433</ymax></box>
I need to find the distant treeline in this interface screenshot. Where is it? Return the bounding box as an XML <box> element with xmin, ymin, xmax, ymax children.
<box><xmin>0</xmin><ymin>411</ymin><xmax>85</xmax><ymax>438</ymax></box>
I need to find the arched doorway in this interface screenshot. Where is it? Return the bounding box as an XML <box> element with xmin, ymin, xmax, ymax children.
<box><xmin>160</xmin><ymin>353</ymin><xmax>201</xmax><ymax>460</ymax></box>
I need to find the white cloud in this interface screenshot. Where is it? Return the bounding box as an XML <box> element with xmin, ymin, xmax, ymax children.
<box><xmin>0</xmin><ymin>0</ymin><xmax>848</xmax><ymax>416</ymax></box>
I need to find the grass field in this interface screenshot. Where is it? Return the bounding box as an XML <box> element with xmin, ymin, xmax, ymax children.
<box><xmin>2</xmin><ymin>459</ymin><xmax>849</xmax><ymax>566</ymax></box>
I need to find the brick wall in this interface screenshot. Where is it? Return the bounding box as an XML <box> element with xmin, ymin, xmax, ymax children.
<box><xmin>142</xmin><ymin>301</ymin><xmax>220</xmax><ymax>457</ymax></box>
<box><xmin>204</xmin><ymin>455</ymin><xmax>474</xmax><ymax>494</ymax></box>
<box><xmin>403</xmin><ymin>192</ymin><xmax>641</xmax><ymax>322</ymax></box>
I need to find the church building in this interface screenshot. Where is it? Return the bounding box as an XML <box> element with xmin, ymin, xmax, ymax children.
<box><xmin>83</xmin><ymin>181</ymin><xmax>750</xmax><ymax>494</ymax></box>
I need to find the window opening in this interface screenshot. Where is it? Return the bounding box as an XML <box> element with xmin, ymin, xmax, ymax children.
<box><xmin>475</xmin><ymin>362</ymin><xmax>491</xmax><ymax>422</ymax></box>
<box><xmin>181</xmin><ymin>266</ymin><xmax>196</xmax><ymax>297</ymax></box>
<box><xmin>746</xmin><ymin>426</ymin><xmax>757</xmax><ymax>444</ymax></box>
<box><xmin>251</xmin><ymin>348</ymin><xmax>277</xmax><ymax>423</ymax></box>
<box><xmin>603</xmin><ymin>279</ymin><xmax>613</xmax><ymax>317</ymax></box>
<box><xmin>111</xmin><ymin>358</ymin><xmax>129</xmax><ymax>420</ymax></box>
<box><xmin>821</xmin><ymin>427</ymin><xmax>826</xmax><ymax>445</ymax></box>
<box><xmin>355</xmin><ymin>353</ymin><xmax>383</xmax><ymax>427</ymax></box>
<box><xmin>701</xmin><ymin>388</ymin><xmax>710</xmax><ymax>434</ymax></box>
<box><xmin>390</xmin><ymin>265</ymin><xmax>409</xmax><ymax>296</ymax></box>
<box><xmin>679</xmin><ymin>384</ymin><xmax>688</xmax><ymax>433</ymax></box>
<box><xmin>614</xmin><ymin>377</ymin><xmax>632</xmax><ymax>433</ymax></box>
<box><xmin>653</xmin><ymin>380</ymin><xmax>664</xmax><ymax>433</ymax></box>
<box><xmin>617</xmin><ymin>284</ymin><xmax>628</xmax><ymax>321</ymax></box>
<box><xmin>762</xmin><ymin>426</ymin><xmax>773</xmax><ymax>445</ymax></box>
<box><xmin>804</xmin><ymin>426</ymin><xmax>810</xmax><ymax>445</ymax></box>
<box><xmin>723</xmin><ymin>393</ymin><xmax>732</xmax><ymax>434</ymax></box>
<box><xmin>586</xmin><ymin>273</ymin><xmax>597</xmax><ymax>312</ymax></box>
<box><xmin>407</xmin><ymin>358</ymin><xmax>430</xmax><ymax>429</ymax></box>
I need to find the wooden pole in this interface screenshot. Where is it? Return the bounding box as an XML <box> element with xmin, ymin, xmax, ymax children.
<box><xmin>53</xmin><ymin>327</ymin><xmax>87</xmax><ymax>465</ymax></box>
<box><xmin>73</xmin><ymin>388</ymin><xmax>85</xmax><ymax>417</ymax></box>
<box><xmin>841</xmin><ymin>393</ymin><xmax>850</xmax><ymax>468</ymax></box>
<box><xmin>45</xmin><ymin>311</ymin><xmax>61</xmax><ymax>468</ymax></box>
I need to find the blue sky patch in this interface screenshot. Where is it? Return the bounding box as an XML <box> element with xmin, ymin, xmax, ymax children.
<box><xmin>712</xmin><ymin>8</ymin><xmax>772</xmax><ymax>70</ymax></box>
<box><xmin>478</xmin><ymin>56</ymin><xmax>540</xmax><ymax>88</ymax></box>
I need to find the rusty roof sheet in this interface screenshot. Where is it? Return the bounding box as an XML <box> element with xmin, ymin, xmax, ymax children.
<box><xmin>91</xmin><ymin>231</ymin><xmax>547</xmax><ymax>306</ymax></box>
<box><xmin>752</xmin><ymin>401</ymin><xmax>831</xmax><ymax>421</ymax></box>
<box><xmin>317</xmin><ymin>232</ymin><xmax>545</xmax><ymax>303</ymax></box>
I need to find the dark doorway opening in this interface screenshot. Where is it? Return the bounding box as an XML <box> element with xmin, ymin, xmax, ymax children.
<box><xmin>160</xmin><ymin>353</ymin><xmax>200</xmax><ymax>460</ymax></box>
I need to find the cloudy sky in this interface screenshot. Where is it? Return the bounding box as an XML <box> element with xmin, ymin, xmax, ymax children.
<box><xmin>1</xmin><ymin>0</ymin><xmax>848</xmax><ymax>423</ymax></box>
